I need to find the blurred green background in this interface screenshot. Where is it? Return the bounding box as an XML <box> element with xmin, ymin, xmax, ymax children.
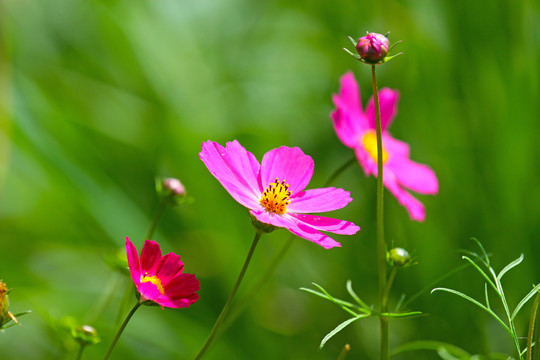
<box><xmin>1</xmin><ymin>0</ymin><xmax>539</xmax><ymax>359</ymax></box>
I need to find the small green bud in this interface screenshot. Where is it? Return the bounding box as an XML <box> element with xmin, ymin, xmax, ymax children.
<box><xmin>388</xmin><ymin>247</ymin><xmax>411</xmax><ymax>267</ymax></box>
<box><xmin>71</xmin><ymin>325</ymin><xmax>101</xmax><ymax>346</ymax></box>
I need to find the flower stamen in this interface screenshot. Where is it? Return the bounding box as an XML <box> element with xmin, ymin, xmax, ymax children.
<box><xmin>140</xmin><ymin>273</ymin><xmax>165</xmax><ymax>295</ymax></box>
<box><xmin>260</xmin><ymin>177</ymin><xmax>292</xmax><ymax>215</ymax></box>
<box><xmin>362</xmin><ymin>130</ymin><xmax>388</xmax><ymax>164</ymax></box>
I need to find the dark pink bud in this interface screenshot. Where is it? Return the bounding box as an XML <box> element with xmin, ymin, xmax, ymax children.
<box><xmin>356</xmin><ymin>33</ymin><xmax>390</xmax><ymax>63</ymax></box>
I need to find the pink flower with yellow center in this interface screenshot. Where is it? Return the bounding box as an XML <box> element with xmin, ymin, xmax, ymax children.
<box><xmin>199</xmin><ymin>140</ymin><xmax>360</xmax><ymax>249</ymax></box>
<box><xmin>331</xmin><ymin>72</ymin><xmax>439</xmax><ymax>221</ymax></box>
<box><xmin>125</xmin><ymin>237</ymin><xmax>199</xmax><ymax>308</ymax></box>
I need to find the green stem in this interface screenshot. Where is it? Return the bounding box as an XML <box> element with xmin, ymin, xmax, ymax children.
<box><xmin>372</xmin><ymin>64</ymin><xmax>388</xmax><ymax>360</ymax></box>
<box><xmin>337</xmin><ymin>344</ymin><xmax>351</xmax><ymax>360</ymax></box>
<box><xmin>76</xmin><ymin>344</ymin><xmax>86</xmax><ymax>360</ymax></box>
<box><xmin>527</xmin><ymin>293</ymin><xmax>540</xmax><ymax>360</ymax></box>
<box><xmin>223</xmin><ymin>234</ymin><xmax>295</xmax><ymax>330</ymax></box>
<box><xmin>145</xmin><ymin>198</ymin><xmax>167</xmax><ymax>240</ymax></box>
<box><xmin>193</xmin><ymin>231</ymin><xmax>262</xmax><ymax>360</ymax></box>
<box><xmin>382</xmin><ymin>268</ymin><xmax>397</xmax><ymax>312</ymax></box>
<box><xmin>104</xmin><ymin>301</ymin><xmax>142</xmax><ymax>360</ymax></box>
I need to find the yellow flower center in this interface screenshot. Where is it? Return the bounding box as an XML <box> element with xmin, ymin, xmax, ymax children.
<box><xmin>259</xmin><ymin>177</ymin><xmax>292</xmax><ymax>215</ymax></box>
<box><xmin>362</xmin><ymin>130</ymin><xmax>388</xmax><ymax>164</ymax></box>
<box><xmin>140</xmin><ymin>273</ymin><xmax>165</xmax><ymax>295</ymax></box>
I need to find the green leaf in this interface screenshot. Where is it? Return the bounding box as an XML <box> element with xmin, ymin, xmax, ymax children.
<box><xmin>437</xmin><ymin>347</ymin><xmax>460</xmax><ymax>360</ymax></box>
<box><xmin>497</xmin><ymin>254</ymin><xmax>524</xmax><ymax>281</ymax></box>
<box><xmin>470</xmin><ymin>238</ymin><xmax>490</xmax><ymax>266</ymax></box>
<box><xmin>511</xmin><ymin>284</ymin><xmax>540</xmax><ymax>320</ymax></box>
<box><xmin>342</xmin><ymin>47</ymin><xmax>361</xmax><ymax>59</ymax></box>
<box><xmin>379</xmin><ymin>311</ymin><xmax>423</xmax><ymax>319</ymax></box>
<box><xmin>432</xmin><ymin>287</ymin><xmax>511</xmax><ymax>334</ymax></box>
<box><xmin>301</xmin><ymin>283</ymin><xmax>360</xmax><ymax>317</ymax></box>
<box><xmin>347</xmin><ymin>36</ymin><xmax>357</xmax><ymax>47</ymax></box>
<box><xmin>300</xmin><ymin>287</ymin><xmax>358</xmax><ymax>309</ymax></box>
<box><xmin>381</xmin><ymin>52</ymin><xmax>403</xmax><ymax>63</ymax></box>
<box><xmin>346</xmin><ymin>280</ymin><xmax>371</xmax><ymax>311</ymax></box>
<box><xmin>461</xmin><ymin>256</ymin><xmax>498</xmax><ymax>292</ymax></box>
<box><xmin>319</xmin><ymin>315</ymin><xmax>367</xmax><ymax>349</ymax></box>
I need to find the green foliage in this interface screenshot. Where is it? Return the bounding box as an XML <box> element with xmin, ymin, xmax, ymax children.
<box><xmin>432</xmin><ymin>240</ymin><xmax>540</xmax><ymax>360</ymax></box>
<box><xmin>0</xmin><ymin>0</ymin><xmax>539</xmax><ymax>358</ymax></box>
<box><xmin>301</xmin><ymin>281</ymin><xmax>421</xmax><ymax>349</ymax></box>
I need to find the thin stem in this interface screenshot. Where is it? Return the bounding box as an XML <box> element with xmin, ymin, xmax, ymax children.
<box><xmin>324</xmin><ymin>155</ymin><xmax>357</xmax><ymax>187</ymax></box>
<box><xmin>76</xmin><ymin>344</ymin><xmax>86</xmax><ymax>360</ymax></box>
<box><xmin>382</xmin><ymin>268</ymin><xmax>397</xmax><ymax>312</ymax></box>
<box><xmin>372</xmin><ymin>64</ymin><xmax>388</xmax><ymax>360</ymax></box>
<box><xmin>527</xmin><ymin>293</ymin><xmax>540</xmax><ymax>360</ymax></box>
<box><xmin>145</xmin><ymin>198</ymin><xmax>167</xmax><ymax>240</ymax></box>
<box><xmin>193</xmin><ymin>231</ymin><xmax>262</xmax><ymax>360</ymax></box>
<box><xmin>104</xmin><ymin>301</ymin><xmax>142</xmax><ymax>360</ymax></box>
<box><xmin>337</xmin><ymin>344</ymin><xmax>351</xmax><ymax>360</ymax></box>
<box><xmin>493</xmin><ymin>271</ymin><xmax>522</xmax><ymax>359</ymax></box>
<box><xmin>223</xmin><ymin>234</ymin><xmax>295</xmax><ymax>330</ymax></box>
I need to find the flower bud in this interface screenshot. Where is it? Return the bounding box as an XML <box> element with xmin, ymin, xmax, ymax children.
<box><xmin>388</xmin><ymin>247</ymin><xmax>411</xmax><ymax>267</ymax></box>
<box><xmin>0</xmin><ymin>281</ymin><xmax>10</xmax><ymax>327</ymax></box>
<box><xmin>0</xmin><ymin>280</ymin><xmax>23</xmax><ymax>330</ymax></box>
<box><xmin>356</xmin><ymin>32</ymin><xmax>390</xmax><ymax>64</ymax></box>
<box><xmin>71</xmin><ymin>324</ymin><xmax>101</xmax><ymax>346</ymax></box>
<box><xmin>163</xmin><ymin>178</ymin><xmax>186</xmax><ymax>197</ymax></box>
<box><xmin>156</xmin><ymin>177</ymin><xmax>188</xmax><ymax>206</ymax></box>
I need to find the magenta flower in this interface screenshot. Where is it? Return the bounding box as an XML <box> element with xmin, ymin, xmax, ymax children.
<box><xmin>199</xmin><ymin>141</ymin><xmax>360</xmax><ymax>249</ymax></box>
<box><xmin>125</xmin><ymin>237</ymin><xmax>199</xmax><ymax>308</ymax></box>
<box><xmin>331</xmin><ymin>72</ymin><xmax>438</xmax><ymax>221</ymax></box>
<box><xmin>356</xmin><ymin>32</ymin><xmax>390</xmax><ymax>63</ymax></box>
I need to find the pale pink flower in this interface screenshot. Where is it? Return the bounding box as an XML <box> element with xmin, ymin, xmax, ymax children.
<box><xmin>126</xmin><ymin>237</ymin><xmax>199</xmax><ymax>308</ymax></box>
<box><xmin>331</xmin><ymin>72</ymin><xmax>438</xmax><ymax>221</ymax></box>
<box><xmin>199</xmin><ymin>140</ymin><xmax>360</xmax><ymax>249</ymax></box>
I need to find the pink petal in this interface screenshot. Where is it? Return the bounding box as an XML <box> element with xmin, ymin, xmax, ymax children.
<box><xmin>384</xmin><ymin>177</ymin><xmax>426</xmax><ymax>222</ymax></box>
<box><xmin>287</xmin><ymin>187</ymin><xmax>353</xmax><ymax>213</ymax></box>
<box><xmin>330</xmin><ymin>72</ymin><xmax>368</xmax><ymax>147</ymax></box>
<box><xmin>383</xmin><ymin>133</ymin><xmax>410</xmax><ymax>158</ymax></box>
<box><xmin>155</xmin><ymin>253</ymin><xmax>184</xmax><ymax>285</ymax></box>
<box><xmin>250</xmin><ymin>210</ymin><xmax>341</xmax><ymax>249</ymax></box>
<box><xmin>354</xmin><ymin>143</ymin><xmax>378</xmax><ymax>177</ymax></box>
<box><xmin>140</xmin><ymin>240</ymin><xmax>162</xmax><ymax>274</ymax></box>
<box><xmin>165</xmin><ymin>273</ymin><xmax>200</xmax><ymax>298</ymax></box>
<box><xmin>199</xmin><ymin>140</ymin><xmax>261</xmax><ymax>209</ymax></box>
<box><xmin>365</xmin><ymin>88</ymin><xmax>400</xmax><ymax>131</ymax></box>
<box><xmin>388</xmin><ymin>157</ymin><xmax>439</xmax><ymax>195</ymax></box>
<box><xmin>125</xmin><ymin>237</ymin><xmax>141</xmax><ymax>285</ymax></box>
<box><xmin>289</xmin><ymin>213</ymin><xmax>360</xmax><ymax>235</ymax></box>
<box><xmin>158</xmin><ymin>294</ymin><xmax>200</xmax><ymax>308</ymax></box>
<box><xmin>260</xmin><ymin>146</ymin><xmax>313</xmax><ymax>195</ymax></box>
<box><xmin>137</xmin><ymin>281</ymin><xmax>164</xmax><ymax>303</ymax></box>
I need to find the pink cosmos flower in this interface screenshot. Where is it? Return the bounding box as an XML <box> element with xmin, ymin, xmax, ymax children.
<box><xmin>125</xmin><ymin>237</ymin><xmax>200</xmax><ymax>308</ymax></box>
<box><xmin>331</xmin><ymin>72</ymin><xmax>438</xmax><ymax>221</ymax></box>
<box><xmin>199</xmin><ymin>140</ymin><xmax>360</xmax><ymax>249</ymax></box>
